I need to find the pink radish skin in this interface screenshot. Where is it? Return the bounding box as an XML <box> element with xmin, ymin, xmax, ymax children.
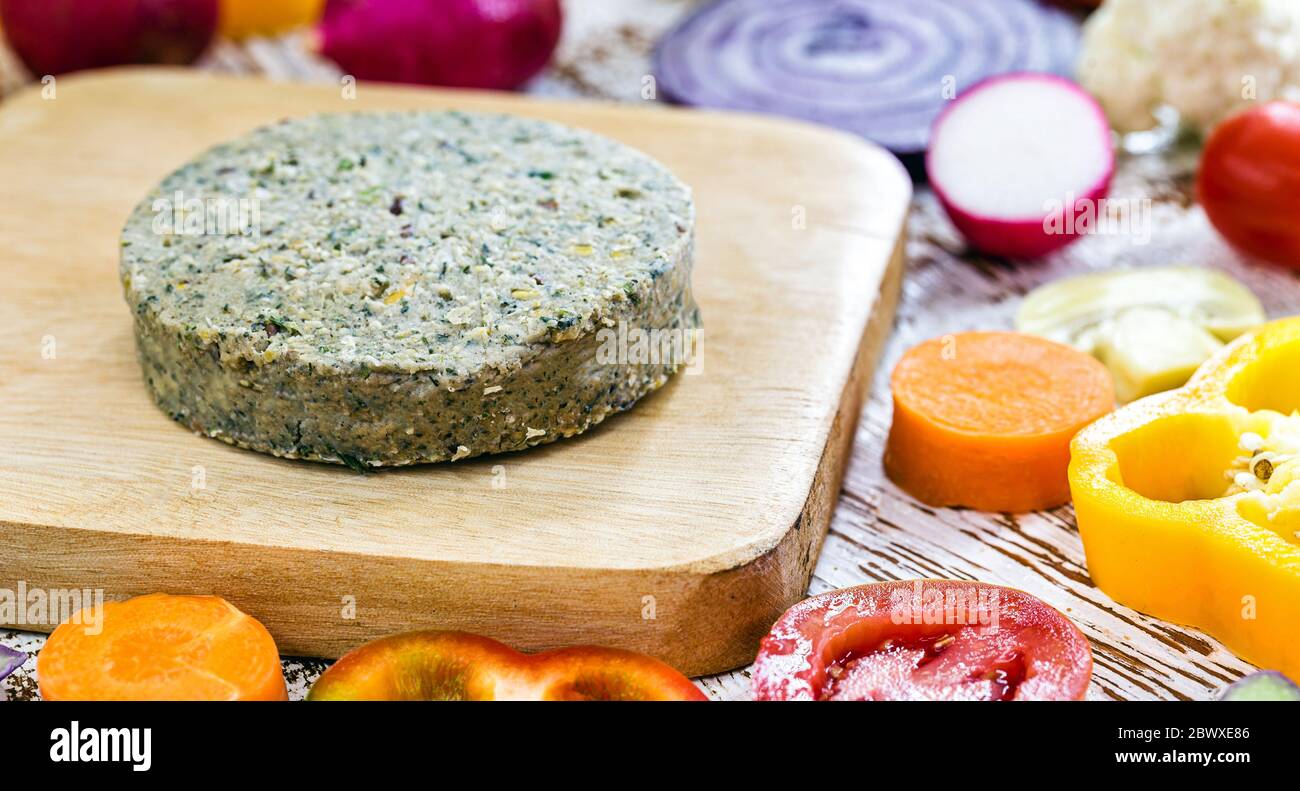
<box><xmin>927</xmin><ymin>73</ymin><xmax>1115</xmax><ymax>259</ymax></box>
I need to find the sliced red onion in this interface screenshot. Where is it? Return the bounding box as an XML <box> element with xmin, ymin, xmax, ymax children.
<box><xmin>653</xmin><ymin>0</ymin><xmax>1080</xmax><ymax>154</ymax></box>
<box><xmin>0</xmin><ymin>645</ymin><xmax>24</xmax><ymax>683</ymax></box>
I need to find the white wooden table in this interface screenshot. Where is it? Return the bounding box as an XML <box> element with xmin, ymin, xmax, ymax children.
<box><xmin>2</xmin><ymin>0</ymin><xmax>1292</xmax><ymax>701</ymax></box>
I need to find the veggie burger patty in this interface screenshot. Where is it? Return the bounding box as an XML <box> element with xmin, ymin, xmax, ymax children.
<box><xmin>120</xmin><ymin>111</ymin><xmax>698</xmax><ymax>467</ymax></box>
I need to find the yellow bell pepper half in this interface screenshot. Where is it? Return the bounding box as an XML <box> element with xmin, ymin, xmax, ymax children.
<box><xmin>1070</xmin><ymin>316</ymin><xmax>1300</xmax><ymax>681</ymax></box>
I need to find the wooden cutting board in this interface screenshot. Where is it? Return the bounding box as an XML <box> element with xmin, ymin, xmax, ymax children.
<box><xmin>0</xmin><ymin>68</ymin><xmax>909</xmax><ymax>676</ymax></box>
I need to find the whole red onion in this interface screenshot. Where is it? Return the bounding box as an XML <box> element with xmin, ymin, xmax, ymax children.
<box><xmin>0</xmin><ymin>0</ymin><xmax>218</xmax><ymax>76</ymax></box>
<box><xmin>320</xmin><ymin>0</ymin><xmax>562</xmax><ymax>91</ymax></box>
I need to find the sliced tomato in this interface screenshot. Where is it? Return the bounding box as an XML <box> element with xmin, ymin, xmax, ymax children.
<box><xmin>307</xmin><ymin>631</ymin><xmax>706</xmax><ymax>701</ymax></box>
<box><xmin>1197</xmin><ymin>102</ymin><xmax>1300</xmax><ymax>268</ymax></box>
<box><xmin>752</xmin><ymin>580</ymin><xmax>1092</xmax><ymax>701</ymax></box>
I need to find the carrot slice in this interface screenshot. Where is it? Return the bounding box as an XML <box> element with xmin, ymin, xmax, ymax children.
<box><xmin>884</xmin><ymin>331</ymin><xmax>1115</xmax><ymax>512</ymax></box>
<box><xmin>37</xmin><ymin>593</ymin><xmax>286</xmax><ymax>701</ymax></box>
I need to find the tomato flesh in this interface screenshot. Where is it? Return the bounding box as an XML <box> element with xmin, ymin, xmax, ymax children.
<box><xmin>823</xmin><ymin>630</ymin><xmax>1027</xmax><ymax>701</ymax></box>
<box><xmin>753</xmin><ymin>580</ymin><xmax>1092</xmax><ymax>701</ymax></box>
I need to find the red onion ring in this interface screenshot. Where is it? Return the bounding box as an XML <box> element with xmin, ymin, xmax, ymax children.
<box><xmin>654</xmin><ymin>0</ymin><xmax>1080</xmax><ymax>154</ymax></box>
<box><xmin>0</xmin><ymin>645</ymin><xmax>24</xmax><ymax>683</ymax></box>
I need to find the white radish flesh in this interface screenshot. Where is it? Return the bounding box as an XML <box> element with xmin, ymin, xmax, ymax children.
<box><xmin>927</xmin><ymin>73</ymin><xmax>1115</xmax><ymax>258</ymax></box>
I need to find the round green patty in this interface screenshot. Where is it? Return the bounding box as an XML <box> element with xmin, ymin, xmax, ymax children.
<box><xmin>120</xmin><ymin>111</ymin><xmax>698</xmax><ymax>467</ymax></box>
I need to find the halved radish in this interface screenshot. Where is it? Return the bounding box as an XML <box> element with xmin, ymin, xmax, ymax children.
<box><xmin>927</xmin><ymin>73</ymin><xmax>1115</xmax><ymax>259</ymax></box>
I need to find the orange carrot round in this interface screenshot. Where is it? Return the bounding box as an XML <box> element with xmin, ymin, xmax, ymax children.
<box><xmin>38</xmin><ymin>593</ymin><xmax>286</xmax><ymax>701</ymax></box>
<box><xmin>884</xmin><ymin>331</ymin><xmax>1115</xmax><ymax>512</ymax></box>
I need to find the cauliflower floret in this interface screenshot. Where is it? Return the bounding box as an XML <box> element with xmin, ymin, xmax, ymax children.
<box><xmin>1078</xmin><ymin>0</ymin><xmax>1300</xmax><ymax>133</ymax></box>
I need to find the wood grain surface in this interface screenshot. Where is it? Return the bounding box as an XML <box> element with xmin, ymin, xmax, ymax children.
<box><xmin>4</xmin><ymin>1</ymin><xmax>1297</xmax><ymax>702</ymax></box>
<box><xmin>0</xmin><ymin>68</ymin><xmax>909</xmax><ymax>676</ymax></box>
<box><xmin>692</xmin><ymin>147</ymin><xmax>1300</xmax><ymax>702</ymax></box>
